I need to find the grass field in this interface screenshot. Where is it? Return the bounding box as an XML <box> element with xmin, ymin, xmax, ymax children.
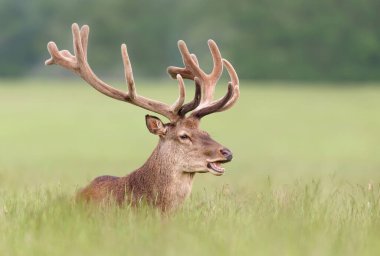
<box><xmin>1</xmin><ymin>79</ymin><xmax>380</xmax><ymax>255</ymax></box>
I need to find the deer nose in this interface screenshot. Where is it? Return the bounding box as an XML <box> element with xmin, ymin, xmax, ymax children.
<box><xmin>220</xmin><ymin>148</ymin><xmax>233</xmax><ymax>161</ymax></box>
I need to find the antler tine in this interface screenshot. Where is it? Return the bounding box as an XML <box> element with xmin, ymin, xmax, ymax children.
<box><xmin>178</xmin><ymin>40</ymin><xmax>206</xmax><ymax>79</ymax></box>
<box><xmin>207</xmin><ymin>39</ymin><xmax>223</xmax><ymax>83</ymax></box>
<box><xmin>193</xmin><ymin>59</ymin><xmax>240</xmax><ymax>116</ymax></box>
<box><xmin>192</xmin><ymin>82</ymin><xmax>234</xmax><ymax>119</ymax></box>
<box><xmin>121</xmin><ymin>43</ymin><xmax>136</xmax><ymax>99</ymax></box>
<box><xmin>171</xmin><ymin>74</ymin><xmax>186</xmax><ymax>113</ymax></box>
<box><xmin>46</xmin><ymin>41</ymin><xmax>74</xmax><ymax>68</ymax></box>
<box><xmin>167</xmin><ymin>40</ymin><xmax>224</xmax><ymax>105</ymax></box>
<box><xmin>218</xmin><ymin>59</ymin><xmax>240</xmax><ymax>112</ymax></box>
<box><xmin>80</xmin><ymin>25</ymin><xmax>89</xmax><ymax>61</ymax></box>
<box><xmin>72</xmin><ymin>23</ymin><xmax>86</xmax><ymax>65</ymax></box>
<box><xmin>45</xmin><ymin>23</ymin><xmax>187</xmax><ymax>122</ymax></box>
<box><xmin>167</xmin><ymin>39</ymin><xmax>239</xmax><ymax>119</ymax></box>
<box><xmin>178</xmin><ymin>78</ymin><xmax>202</xmax><ymax>117</ymax></box>
<box><xmin>167</xmin><ymin>66</ymin><xmax>193</xmax><ymax>80</ymax></box>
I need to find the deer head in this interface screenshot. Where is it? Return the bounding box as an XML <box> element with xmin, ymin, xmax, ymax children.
<box><xmin>45</xmin><ymin>23</ymin><xmax>239</xmax><ymax>176</ymax></box>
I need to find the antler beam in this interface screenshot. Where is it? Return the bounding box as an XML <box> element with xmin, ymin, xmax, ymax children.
<box><xmin>45</xmin><ymin>23</ymin><xmax>239</xmax><ymax>121</ymax></box>
<box><xmin>46</xmin><ymin>23</ymin><xmax>189</xmax><ymax>122</ymax></box>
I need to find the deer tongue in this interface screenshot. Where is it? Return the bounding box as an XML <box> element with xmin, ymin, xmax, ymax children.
<box><xmin>208</xmin><ymin>162</ymin><xmax>225</xmax><ymax>174</ymax></box>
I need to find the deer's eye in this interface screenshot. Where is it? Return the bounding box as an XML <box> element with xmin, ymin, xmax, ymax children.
<box><xmin>179</xmin><ymin>134</ymin><xmax>190</xmax><ymax>140</ymax></box>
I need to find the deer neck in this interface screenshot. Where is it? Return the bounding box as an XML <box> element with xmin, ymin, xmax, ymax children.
<box><xmin>134</xmin><ymin>142</ymin><xmax>195</xmax><ymax>209</ymax></box>
<box><xmin>141</xmin><ymin>142</ymin><xmax>195</xmax><ymax>184</ymax></box>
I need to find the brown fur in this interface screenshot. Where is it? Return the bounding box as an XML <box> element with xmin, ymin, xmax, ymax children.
<box><xmin>45</xmin><ymin>24</ymin><xmax>239</xmax><ymax>213</ymax></box>
<box><xmin>77</xmin><ymin>117</ymin><xmax>231</xmax><ymax>212</ymax></box>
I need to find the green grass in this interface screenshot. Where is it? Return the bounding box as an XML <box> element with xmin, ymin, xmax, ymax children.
<box><xmin>1</xmin><ymin>79</ymin><xmax>380</xmax><ymax>255</ymax></box>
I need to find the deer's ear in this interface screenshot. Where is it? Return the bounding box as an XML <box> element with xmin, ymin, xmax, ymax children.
<box><xmin>145</xmin><ymin>115</ymin><xmax>167</xmax><ymax>136</ymax></box>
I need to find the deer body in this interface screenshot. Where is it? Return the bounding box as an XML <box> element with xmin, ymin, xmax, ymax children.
<box><xmin>79</xmin><ymin>158</ymin><xmax>195</xmax><ymax>211</ymax></box>
<box><xmin>46</xmin><ymin>24</ymin><xmax>239</xmax><ymax>212</ymax></box>
<box><xmin>79</xmin><ymin>141</ymin><xmax>196</xmax><ymax>211</ymax></box>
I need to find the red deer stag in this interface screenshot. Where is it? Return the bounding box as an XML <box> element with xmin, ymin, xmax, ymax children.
<box><xmin>45</xmin><ymin>23</ymin><xmax>239</xmax><ymax>212</ymax></box>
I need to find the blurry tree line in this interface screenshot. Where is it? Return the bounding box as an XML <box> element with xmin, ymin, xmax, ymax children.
<box><xmin>0</xmin><ymin>0</ymin><xmax>379</xmax><ymax>81</ymax></box>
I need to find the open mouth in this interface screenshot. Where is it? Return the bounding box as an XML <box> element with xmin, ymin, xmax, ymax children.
<box><xmin>207</xmin><ymin>160</ymin><xmax>230</xmax><ymax>176</ymax></box>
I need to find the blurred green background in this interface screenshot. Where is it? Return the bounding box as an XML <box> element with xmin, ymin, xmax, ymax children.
<box><xmin>1</xmin><ymin>1</ymin><xmax>380</xmax><ymax>255</ymax></box>
<box><xmin>1</xmin><ymin>0</ymin><xmax>380</xmax><ymax>80</ymax></box>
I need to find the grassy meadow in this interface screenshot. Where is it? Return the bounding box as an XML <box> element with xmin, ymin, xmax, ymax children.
<box><xmin>1</xmin><ymin>79</ymin><xmax>380</xmax><ymax>255</ymax></box>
